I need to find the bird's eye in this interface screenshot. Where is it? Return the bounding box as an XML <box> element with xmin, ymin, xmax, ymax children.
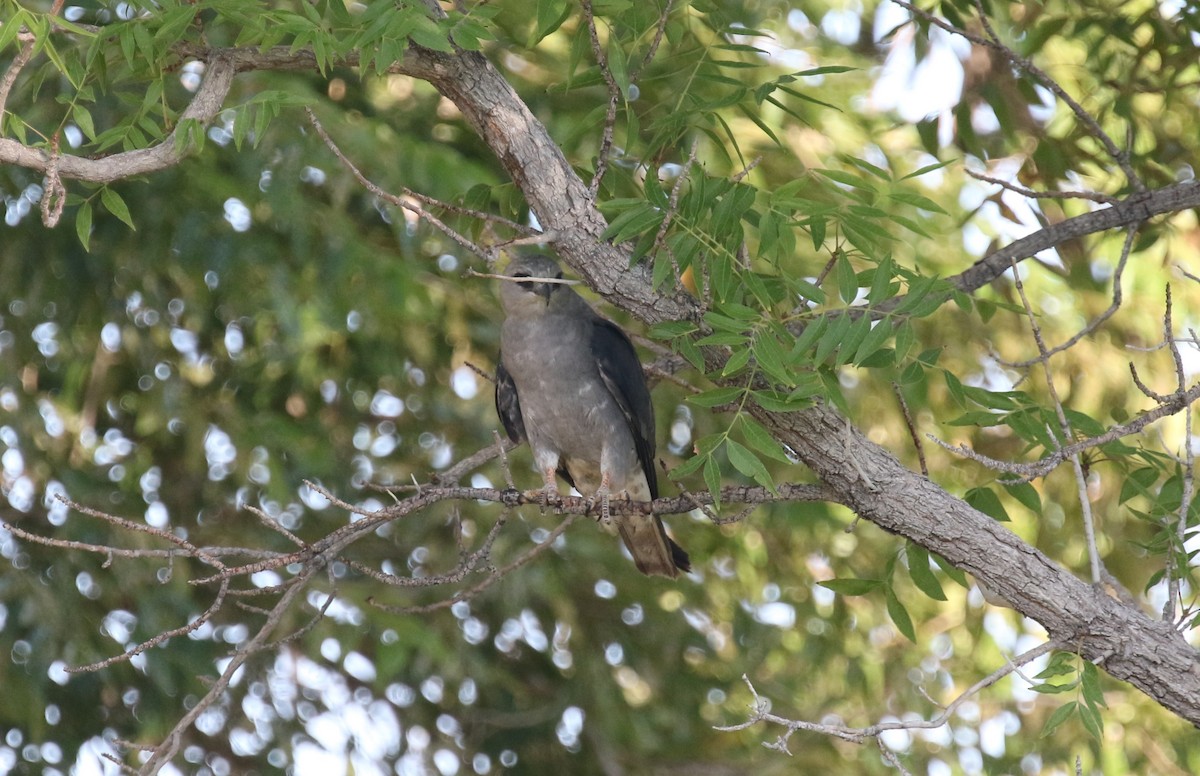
<box><xmin>555</xmin><ymin>272</ymin><xmax>563</xmax><ymax>279</ymax></box>
<box><xmin>513</xmin><ymin>271</ymin><xmax>531</xmax><ymax>278</ymax></box>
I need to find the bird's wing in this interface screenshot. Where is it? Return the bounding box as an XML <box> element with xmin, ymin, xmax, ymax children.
<box><xmin>589</xmin><ymin>316</ymin><xmax>658</xmax><ymax>499</ymax></box>
<box><xmin>494</xmin><ymin>356</ymin><xmax>527</xmax><ymax>443</ymax></box>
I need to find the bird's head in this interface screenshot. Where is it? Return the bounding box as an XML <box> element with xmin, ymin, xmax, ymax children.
<box><xmin>499</xmin><ymin>254</ymin><xmax>568</xmax><ymax>314</ymax></box>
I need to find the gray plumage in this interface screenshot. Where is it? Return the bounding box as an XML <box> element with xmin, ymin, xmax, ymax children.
<box><xmin>495</xmin><ymin>254</ymin><xmax>689</xmax><ymax>578</ymax></box>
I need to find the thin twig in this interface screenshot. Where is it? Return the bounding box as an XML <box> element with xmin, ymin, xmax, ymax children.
<box><xmin>1008</xmin><ymin>257</ymin><xmax>1102</xmax><ymax>585</ymax></box>
<box><xmin>383</xmin><ymin>513</ymin><xmax>580</xmax><ymax>614</ymax></box>
<box><xmin>892</xmin><ymin>0</ymin><xmax>1141</xmax><ymax>191</ymax></box>
<box><xmin>636</xmin><ymin>1</ymin><xmax>673</xmax><ymax>72</ymax></box>
<box><xmin>930</xmin><ymin>373</ymin><xmax>1200</xmax><ymax>480</ymax></box>
<box><xmin>716</xmin><ymin>639</ymin><xmax>1061</xmax><ymax>745</ymax></box>
<box><xmin>966</xmin><ymin>168</ymin><xmax>1117</xmax><ymax>205</ymax></box>
<box><xmin>306</xmin><ymin>107</ymin><xmax>496</xmax><ymax>260</ymax></box>
<box><xmin>893</xmin><ymin>381</ymin><xmax>928</xmax><ymax>477</ymax></box>
<box><xmin>1000</xmin><ymin>224</ymin><xmax>1139</xmax><ymax>368</ymax></box>
<box><xmin>467</xmin><ymin>268</ymin><xmax>581</xmax><ymax>285</ymax></box>
<box><xmin>1162</xmin><ymin>286</ymin><xmax>1193</xmax><ymax>623</ymax></box>
<box><xmin>582</xmin><ymin>0</ymin><xmax>621</xmax><ymax>199</ymax></box>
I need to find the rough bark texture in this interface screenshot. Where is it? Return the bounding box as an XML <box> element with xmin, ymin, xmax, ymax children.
<box><xmin>0</xmin><ymin>57</ymin><xmax>236</xmax><ymax>182</ymax></box>
<box><xmin>754</xmin><ymin>404</ymin><xmax>1200</xmax><ymax>727</ymax></box>
<box><xmin>7</xmin><ymin>43</ymin><xmax>1200</xmax><ymax>726</ymax></box>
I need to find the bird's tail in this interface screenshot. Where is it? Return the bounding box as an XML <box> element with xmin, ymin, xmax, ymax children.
<box><xmin>617</xmin><ymin>514</ymin><xmax>690</xmax><ymax>578</ymax></box>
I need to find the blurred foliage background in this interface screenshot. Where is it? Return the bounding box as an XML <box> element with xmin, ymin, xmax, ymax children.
<box><xmin>3</xmin><ymin>0</ymin><xmax>1200</xmax><ymax>774</ymax></box>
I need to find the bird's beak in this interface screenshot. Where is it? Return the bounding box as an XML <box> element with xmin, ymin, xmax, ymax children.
<box><xmin>533</xmin><ymin>282</ymin><xmax>554</xmax><ymax>302</ymax></box>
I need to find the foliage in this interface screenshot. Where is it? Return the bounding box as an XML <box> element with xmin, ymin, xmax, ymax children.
<box><xmin>3</xmin><ymin>0</ymin><xmax>1200</xmax><ymax>774</ymax></box>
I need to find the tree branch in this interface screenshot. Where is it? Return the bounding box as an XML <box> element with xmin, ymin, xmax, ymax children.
<box><xmin>0</xmin><ymin>55</ymin><xmax>236</xmax><ymax>182</ymax></box>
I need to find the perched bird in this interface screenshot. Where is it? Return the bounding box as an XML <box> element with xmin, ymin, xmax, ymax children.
<box><xmin>494</xmin><ymin>254</ymin><xmax>690</xmax><ymax>578</ymax></box>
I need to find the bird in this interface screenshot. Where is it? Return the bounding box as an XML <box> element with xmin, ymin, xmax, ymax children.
<box><xmin>494</xmin><ymin>253</ymin><xmax>690</xmax><ymax>578</ymax></box>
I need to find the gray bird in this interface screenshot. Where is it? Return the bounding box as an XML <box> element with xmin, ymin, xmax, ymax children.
<box><xmin>494</xmin><ymin>254</ymin><xmax>690</xmax><ymax>578</ymax></box>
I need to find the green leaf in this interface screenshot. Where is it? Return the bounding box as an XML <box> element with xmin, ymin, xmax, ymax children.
<box><xmin>725</xmin><ymin>439</ymin><xmax>775</xmax><ymax>491</ymax></box>
<box><xmin>814</xmin><ymin>313</ymin><xmax>851</xmax><ymax>364</ymax></box>
<box><xmin>75</xmin><ymin>201</ymin><xmax>93</xmax><ymax>251</ymax></box>
<box><xmin>603</xmin><ymin>204</ymin><xmax>663</xmax><ymax>244</ymax></box>
<box><xmin>1078</xmin><ymin>700</ymin><xmax>1103</xmax><ymax>739</ymax></box>
<box><xmin>867</xmin><ymin>256</ymin><xmax>894</xmax><ymax>304</ymax></box>
<box><xmin>1036</xmin><ymin>651</ymin><xmax>1078</xmax><ymax>679</ymax></box>
<box><xmin>1119</xmin><ymin>466</ymin><xmax>1160</xmax><ymax>503</ymax></box>
<box><xmin>648</xmin><ymin>321</ymin><xmax>698</xmax><ymax>339</ymax></box>
<box><xmin>815</xmin><ymin>168</ymin><xmax>876</xmax><ymax>193</ymax></box>
<box><xmin>721</xmin><ymin>346</ymin><xmax>752</xmax><ymax>377</ymax></box>
<box><xmin>894</xmin><ymin>320</ymin><xmax>915</xmax><ymax>361</ymax></box>
<box><xmin>835</xmin><ymin>316</ymin><xmax>871</xmax><ymax>367</ymax></box>
<box><xmin>607</xmin><ymin>42</ymin><xmax>630</xmax><ymax>98</ymax></box>
<box><xmin>532</xmin><ymin>0</ymin><xmax>571</xmax><ymax>44</ymax></box>
<box><xmin>100</xmin><ymin>188</ymin><xmax>136</xmax><ymax>230</ymax></box>
<box><xmin>751</xmin><ymin>389</ymin><xmax>813</xmax><ymax>413</ymax></box>
<box><xmin>678</xmin><ymin>338</ymin><xmax>705</xmax><ymax>371</ymax></box>
<box><xmin>810</xmin><ymin>215</ymin><xmax>827</xmax><ymax>249</ymax></box>
<box><xmin>791</xmin><ymin>314</ymin><xmax>828</xmax><ymax>359</ymax></box>
<box><xmin>703</xmin><ymin>455</ymin><xmax>722</xmax><ymax>509</ymax></box>
<box><xmin>885</xmin><ymin>588</ymin><xmax>917</xmax><ymax>642</ymax></box>
<box><xmin>843</xmin><ymin>154</ymin><xmax>891</xmax><ymax>180</ymax></box>
<box><xmin>695</xmin><ymin>332</ymin><xmax>749</xmax><ymax>347</ymax></box>
<box><xmin>71</xmin><ymin>104</ymin><xmax>96</xmax><ymax>142</ymax></box>
<box><xmin>943</xmin><ymin>369</ymin><xmax>966</xmax><ymax>406</ymax></box>
<box><xmin>410</xmin><ymin>16</ymin><xmax>453</xmax><ymax>52</ymax></box>
<box><xmin>688</xmin><ymin>387</ymin><xmax>743</xmax><ymax>408</ymax></box>
<box><xmin>1080</xmin><ymin>662</ymin><xmax>1107</xmax><ymax>709</ymax></box>
<box><xmin>965</xmin><ymin>487</ymin><xmax>1010</xmax><ymax>522</ymax></box>
<box><xmin>818</xmin><ymin>578</ymin><xmax>882</xmax><ymax>596</ymax></box>
<box><xmin>836</xmin><ymin>253</ymin><xmax>858</xmax><ymax>304</ymax></box>
<box><xmin>931</xmin><ymin>553</ymin><xmax>968</xmax><ymax>587</ymax></box>
<box><xmin>670</xmin><ymin>452</ymin><xmax>707</xmax><ymax>479</ymax></box>
<box><xmin>853</xmin><ymin>319</ymin><xmax>894</xmax><ymax>365</ymax></box>
<box><xmin>906</xmin><ymin>543</ymin><xmax>947</xmax><ymax>601</ymax></box>
<box><xmin>900</xmin><ymin>159</ymin><xmax>954</xmax><ymax>180</ymax></box>
<box><xmin>738</xmin><ymin>416</ymin><xmax>791</xmax><ymax>464</ymax></box>
<box><xmin>1028</xmin><ymin>681</ymin><xmax>1077</xmax><ymax>695</ymax></box>
<box><xmin>1002</xmin><ymin>480</ymin><xmax>1042</xmax><ymax>516</ymax></box>
<box><xmin>753</xmin><ymin>333</ymin><xmax>793</xmax><ymax>386</ymax></box>
<box><xmin>888</xmin><ymin>189</ymin><xmax>947</xmax><ymax>214</ymax></box>
<box><xmin>1041</xmin><ymin>701</ymin><xmax>1077</xmax><ymax>737</ymax></box>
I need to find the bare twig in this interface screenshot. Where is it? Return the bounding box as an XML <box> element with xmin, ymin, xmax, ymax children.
<box><xmin>1000</xmin><ymin>224</ymin><xmax>1139</xmax><ymax>368</ymax></box>
<box><xmin>1008</xmin><ymin>257</ymin><xmax>1102</xmax><ymax>585</ymax></box>
<box><xmin>582</xmin><ymin>0</ymin><xmax>621</xmax><ymax>199</ymax></box>
<box><xmin>651</xmin><ymin>139</ymin><xmax>700</xmax><ymax>291</ymax></box>
<box><xmin>930</xmin><ymin>379</ymin><xmax>1200</xmax><ymax>479</ymax></box>
<box><xmin>636</xmin><ymin>1</ymin><xmax>674</xmax><ymax>71</ymax></box>
<box><xmin>893</xmin><ymin>381</ymin><xmax>927</xmax><ymax>477</ymax></box>
<box><xmin>716</xmin><ymin>639</ymin><xmax>1061</xmax><ymax>748</ymax></box>
<box><xmin>0</xmin><ymin>0</ymin><xmax>64</xmax><ymax>127</ymax></box>
<box><xmin>378</xmin><ymin>513</ymin><xmax>578</xmax><ymax>615</ymax></box>
<box><xmin>306</xmin><ymin>107</ymin><xmax>497</xmax><ymax>260</ymax></box>
<box><xmin>1162</xmin><ymin>287</ymin><xmax>1194</xmax><ymax>623</ymax></box>
<box><xmin>892</xmin><ymin>0</ymin><xmax>1141</xmax><ymax>190</ymax></box>
<box><xmin>965</xmin><ymin>168</ymin><xmax>1117</xmax><ymax>205</ymax></box>
<box><xmin>467</xmin><ymin>268</ymin><xmax>582</xmax><ymax>285</ymax></box>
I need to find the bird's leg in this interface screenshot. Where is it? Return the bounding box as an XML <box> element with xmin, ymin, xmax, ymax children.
<box><xmin>539</xmin><ymin>466</ymin><xmax>560</xmax><ymax>510</ymax></box>
<box><xmin>591</xmin><ymin>471</ymin><xmax>613</xmax><ymax>527</ymax></box>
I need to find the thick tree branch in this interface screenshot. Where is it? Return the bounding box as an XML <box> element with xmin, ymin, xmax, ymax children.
<box><xmin>0</xmin><ymin>55</ymin><xmax>236</xmax><ymax>182</ymax></box>
<box><xmin>753</xmin><ymin>403</ymin><xmax>1200</xmax><ymax>727</ymax></box>
<box><xmin>950</xmin><ymin>181</ymin><xmax>1200</xmax><ymax>294</ymax></box>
